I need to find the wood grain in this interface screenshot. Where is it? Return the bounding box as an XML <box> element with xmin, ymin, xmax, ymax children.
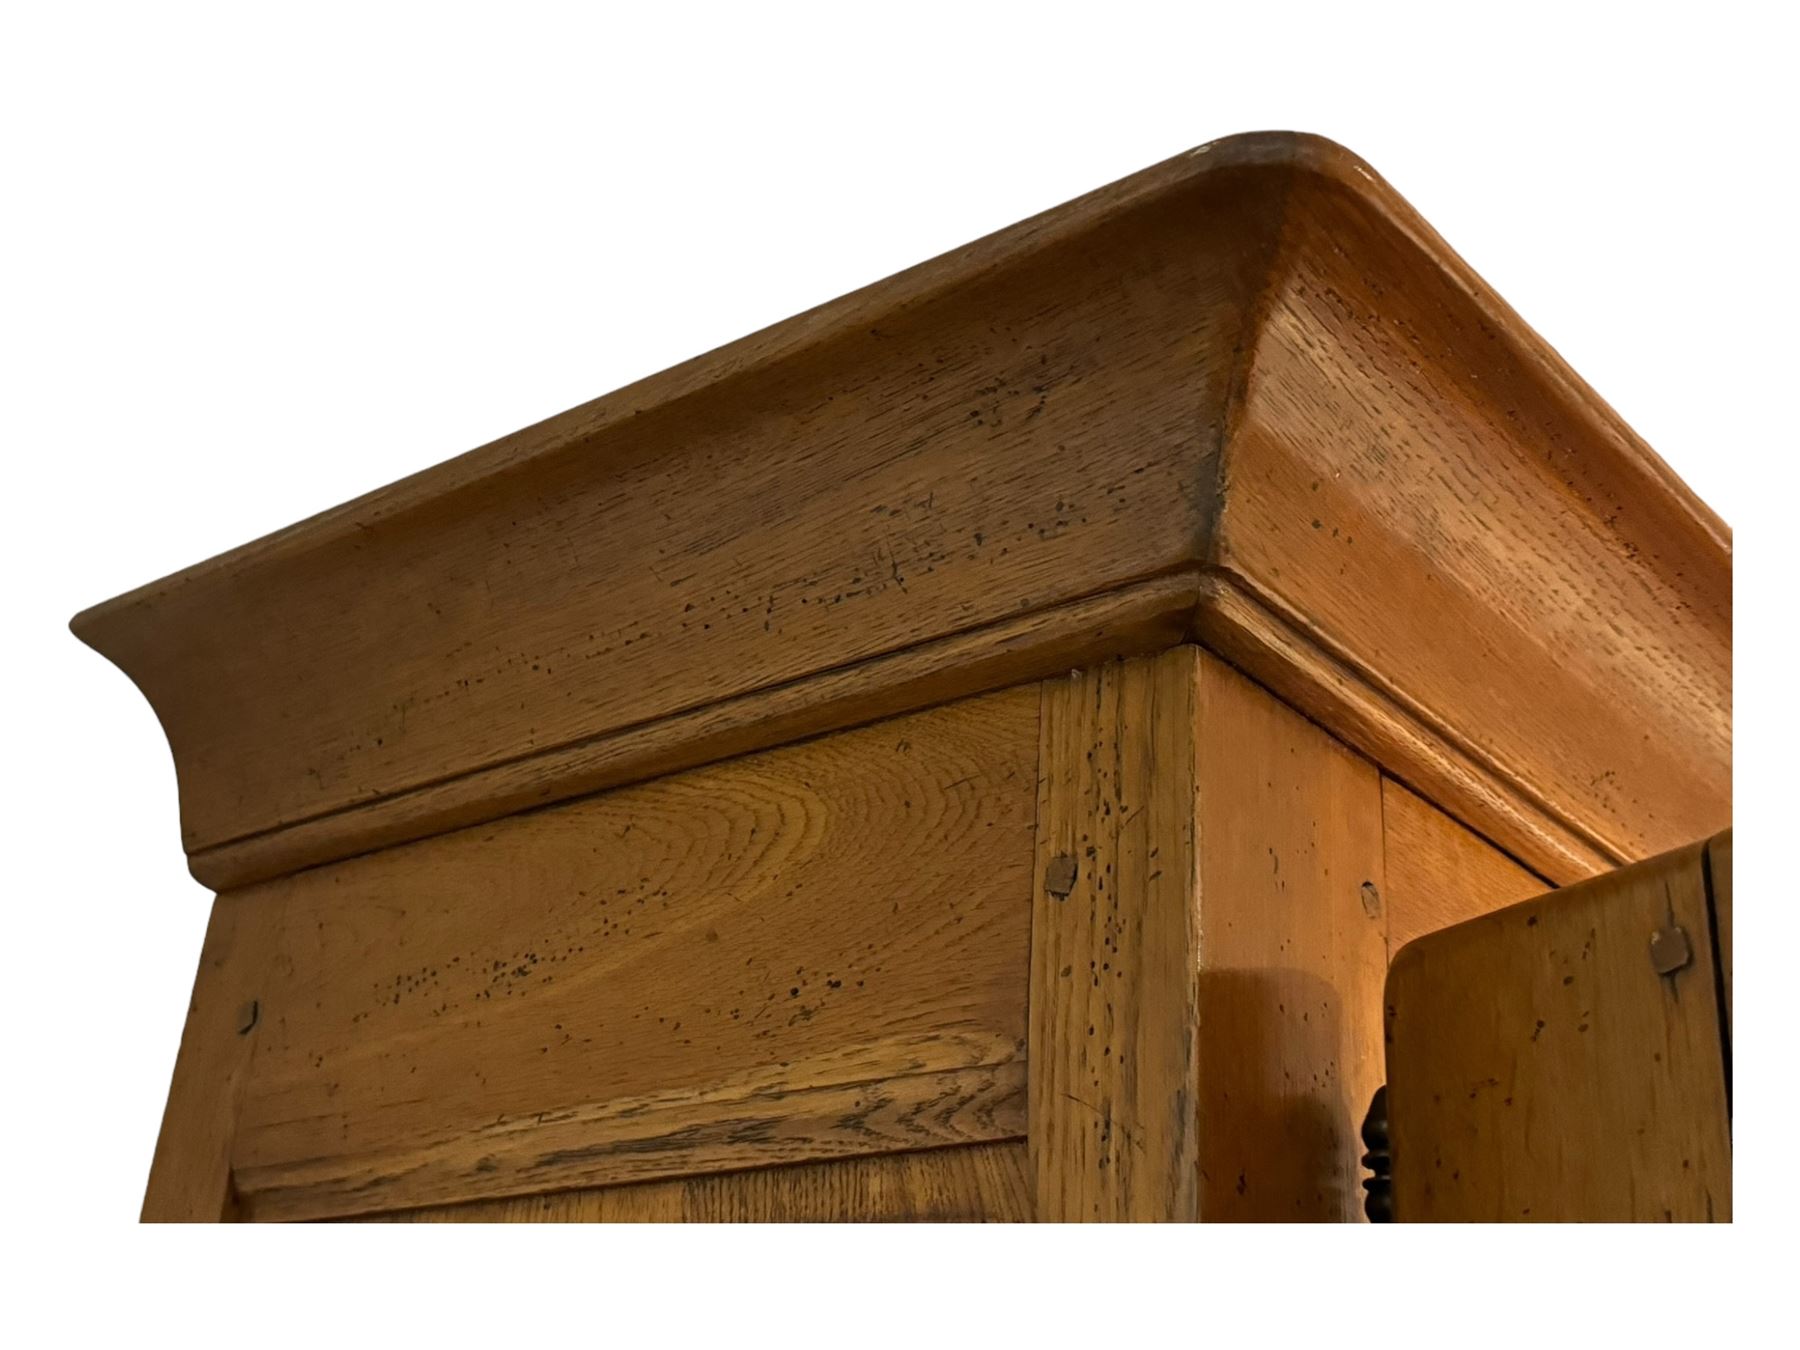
<box><xmin>74</xmin><ymin>132</ymin><xmax>1729</xmax><ymax>895</ymax></box>
<box><xmin>141</xmin><ymin>887</ymin><xmax>286</xmax><ymax>1221</ymax></box>
<box><xmin>1386</xmin><ymin>839</ymin><xmax>1731</xmax><ymax>1221</ymax></box>
<box><xmin>1380</xmin><ymin>778</ymin><xmax>1546</xmax><ymax>957</ymax></box>
<box><xmin>358</xmin><ymin>1142</ymin><xmax>1033</xmax><ymax>1222</ymax></box>
<box><xmin>1192</xmin><ymin>652</ymin><xmax>1389</xmax><ymax>1220</ymax></box>
<box><xmin>1030</xmin><ymin>650</ymin><xmax>1202</xmax><ymax>1221</ymax></box>
<box><xmin>229</xmin><ymin>689</ymin><xmax>1036</xmax><ymax>1221</ymax></box>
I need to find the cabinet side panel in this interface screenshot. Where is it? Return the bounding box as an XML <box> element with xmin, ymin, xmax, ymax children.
<box><xmin>357</xmin><ymin>1141</ymin><xmax>1032</xmax><ymax>1222</ymax></box>
<box><xmin>1193</xmin><ymin>652</ymin><xmax>1388</xmax><ymax>1221</ymax></box>
<box><xmin>231</xmin><ymin>687</ymin><xmax>1037</xmax><ymax>1221</ymax></box>
<box><xmin>1381</xmin><ymin>778</ymin><xmax>1546</xmax><ymax>958</ymax></box>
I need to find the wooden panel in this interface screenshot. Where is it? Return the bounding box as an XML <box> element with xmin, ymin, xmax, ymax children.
<box><xmin>142</xmin><ymin>887</ymin><xmax>286</xmax><ymax>1221</ymax></box>
<box><xmin>1381</xmin><ymin>778</ymin><xmax>1546</xmax><ymax>957</ymax></box>
<box><xmin>359</xmin><ymin>1142</ymin><xmax>1032</xmax><ymax>1222</ymax></box>
<box><xmin>1030</xmin><ymin>649</ymin><xmax>1202</xmax><ymax>1221</ymax></box>
<box><xmin>1386</xmin><ymin>840</ymin><xmax>1731</xmax><ymax>1221</ymax></box>
<box><xmin>230</xmin><ymin>689</ymin><xmax>1036</xmax><ymax>1221</ymax></box>
<box><xmin>1193</xmin><ymin>652</ymin><xmax>1388</xmax><ymax>1221</ymax></box>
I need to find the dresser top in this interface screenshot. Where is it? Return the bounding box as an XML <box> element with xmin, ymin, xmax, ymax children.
<box><xmin>73</xmin><ymin>132</ymin><xmax>1730</xmax><ymax>888</ymax></box>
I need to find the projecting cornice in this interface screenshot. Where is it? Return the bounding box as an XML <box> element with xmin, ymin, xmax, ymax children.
<box><xmin>73</xmin><ymin>133</ymin><xmax>1730</xmax><ymax>888</ymax></box>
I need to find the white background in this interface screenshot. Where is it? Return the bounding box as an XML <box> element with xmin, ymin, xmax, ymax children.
<box><xmin>2</xmin><ymin>1</ymin><xmax>1787</xmax><ymax>1343</ymax></box>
